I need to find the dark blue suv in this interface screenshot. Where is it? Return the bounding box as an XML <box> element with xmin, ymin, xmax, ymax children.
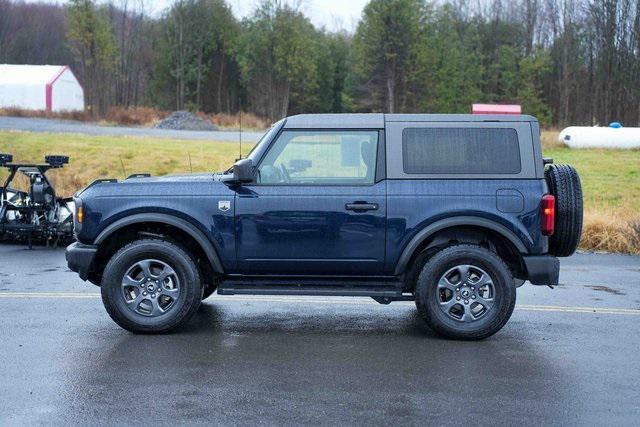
<box><xmin>66</xmin><ymin>114</ymin><xmax>583</xmax><ymax>339</ymax></box>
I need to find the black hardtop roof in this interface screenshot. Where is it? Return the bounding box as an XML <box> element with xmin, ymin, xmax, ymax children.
<box><xmin>283</xmin><ymin>113</ymin><xmax>538</xmax><ymax>129</ymax></box>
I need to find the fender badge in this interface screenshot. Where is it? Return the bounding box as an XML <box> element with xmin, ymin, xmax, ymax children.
<box><xmin>218</xmin><ymin>201</ymin><xmax>231</xmax><ymax>212</ymax></box>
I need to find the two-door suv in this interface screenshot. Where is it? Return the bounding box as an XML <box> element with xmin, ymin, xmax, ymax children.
<box><xmin>66</xmin><ymin>114</ymin><xmax>583</xmax><ymax>339</ymax></box>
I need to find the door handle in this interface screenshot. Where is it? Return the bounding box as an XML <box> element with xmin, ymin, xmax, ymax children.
<box><xmin>345</xmin><ymin>202</ymin><xmax>379</xmax><ymax>212</ymax></box>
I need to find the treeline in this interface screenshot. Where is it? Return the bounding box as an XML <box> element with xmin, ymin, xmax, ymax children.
<box><xmin>1</xmin><ymin>0</ymin><xmax>640</xmax><ymax>127</ymax></box>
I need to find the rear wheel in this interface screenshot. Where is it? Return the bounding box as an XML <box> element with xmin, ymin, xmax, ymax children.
<box><xmin>101</xmin><ymin>239</ymin><xmax>202</xmax><ymax>333</ymax></box>
<box><xmin>415</xmin><ymin>245</ymin><xmax>516</xmax><ymax>340</ymax></box>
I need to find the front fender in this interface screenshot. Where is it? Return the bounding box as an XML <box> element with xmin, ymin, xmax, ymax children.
<box><xmin>94</xmin><ymin>212</ymin><xmax>224</xmax><ymax>274</ymax></box>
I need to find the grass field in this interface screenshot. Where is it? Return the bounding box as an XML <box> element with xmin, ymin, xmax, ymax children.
<box><xmin>0</xmin><ymin>131</ymin><xmax>251</xmax><ymax>196</ymax></box>
<box><xmin>1</xmin><ymin>130</ymin><xmax>638</xmax><ymax>253</ymax></box>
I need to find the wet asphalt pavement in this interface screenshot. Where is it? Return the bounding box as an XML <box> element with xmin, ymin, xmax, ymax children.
<box><xmin>0</xmin><ymin>244</ymin><xmax>639</xmax><ymax>425</ymax></box>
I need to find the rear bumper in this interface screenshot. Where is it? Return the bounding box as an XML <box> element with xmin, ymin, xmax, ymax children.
<box><xmin>66</xmin><ymin>242</ymin><xmax>98</xmax><ymax>281</ymax></box>
<box><xmin>522</xmin><ymin>255</ymin><xmax>560</xmax><ymax>286</ymax></box>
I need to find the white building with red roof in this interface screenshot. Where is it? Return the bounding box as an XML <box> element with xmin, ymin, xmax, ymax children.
<box><xmin>0</xmin><ymin>64</ymin><xmax>84</xmax><ymax>112</ymax></box>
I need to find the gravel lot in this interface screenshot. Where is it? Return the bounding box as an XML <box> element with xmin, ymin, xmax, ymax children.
<box><xmin>0</xmin><ymin>116</ymin><xmax>264</xmax><ymax>142</ymax></box>
<box><xmin>0</xmin><ymin>245</ymin><xmax>639</xmax><ymax>425</ymax></box>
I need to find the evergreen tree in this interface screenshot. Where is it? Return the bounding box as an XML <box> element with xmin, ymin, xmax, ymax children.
<box><xmin>352</xmin><ymin>0</ymin><xmax>424</xmax><ymax>113</ymax></box>
<box><xmin>236</xmin><ymin>0</ymin><xmax>320</xmax><ymax>120</ymax></box>
<box><xmin>67</xmin><ymin>0</ymin><xmax>117</xmax><ymax>115</ymax></box>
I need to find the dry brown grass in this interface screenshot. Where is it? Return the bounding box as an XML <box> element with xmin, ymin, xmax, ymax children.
<box><xmin>103</xmin><ymin>107</ymin><xmax>170</xmax><ymax>126</ymax></box>
<box><xmin>582</xmin><ymin>212</ymin><xmax>640</xmax><ymax>254</ymax></box>
<box><xmin>0</xmin><ymin>107</ymin><xmax>93</xmax><ymax>122</ymax></box>
<box><xmin>210</xmin><ymin>112</ymin><xmax>271</xmax><ymax>130</ymax></box>
<box><xmin>541</xmin><ymin>129</ymin><xmax>564</xmax><ymax>149</ymax></box>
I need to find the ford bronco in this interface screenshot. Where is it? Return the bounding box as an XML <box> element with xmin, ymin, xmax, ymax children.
<box><xmin>66</xmin><ymin>114</ymin><xmax>583</xmax><ymax>339</ymax></box>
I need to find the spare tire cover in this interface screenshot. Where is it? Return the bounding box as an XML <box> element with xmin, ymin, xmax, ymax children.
<box><xmin>544</xmin><ymin>164</ymin><xmax>583</xmax><ymax>257</ymax></box>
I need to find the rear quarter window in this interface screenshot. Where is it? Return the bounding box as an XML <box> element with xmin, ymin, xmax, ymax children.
<box><xmin>402</xmin><ymin>128</ymin><xmax>521</xmax><ymax>175</ymax></box>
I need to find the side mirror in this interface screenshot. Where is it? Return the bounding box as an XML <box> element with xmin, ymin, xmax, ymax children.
<box><xmin>224</xmin><ymin>158</ymin><xmax>255</xmax><ymax>184</ymax></box>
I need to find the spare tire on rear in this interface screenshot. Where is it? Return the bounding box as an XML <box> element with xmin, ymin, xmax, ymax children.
<box><xmin>544</xmin><ymin>164</ymin><xmax>583</xmax><ymax>257</ymax></box>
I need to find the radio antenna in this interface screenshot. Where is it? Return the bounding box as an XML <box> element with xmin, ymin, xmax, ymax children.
<box><xmin>239</xmin><ymin>109</ymin><xmax>243</xmax><ymax>160</ymax></box>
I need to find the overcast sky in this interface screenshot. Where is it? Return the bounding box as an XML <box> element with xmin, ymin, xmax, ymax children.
<box><xmin>215</xmin><ymin>0</ymin><xmax>367</xmax><ymax>31</ymax></box>
<box><xmin>33</xmin><ymin>0</ymin><xmax>369</xmax><ymax>32</ymax></box>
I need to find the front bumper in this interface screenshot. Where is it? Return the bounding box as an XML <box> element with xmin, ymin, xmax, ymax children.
<box><xmin>522</xmin><ymin>255</ymin><xmax>560</xmax><ymax>286</ymax></box>
<box><xmin>66</xmin><ymin>242</ymin><xmax>98</xmax><ymax>281</ymax></box>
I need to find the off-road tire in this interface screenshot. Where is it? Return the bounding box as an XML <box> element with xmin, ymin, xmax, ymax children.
<box><xmin>101</xmin><ymin>239</ymin><xmax>202</xmax><ymax>334</ymax></box>
<box><xmin>415</xmin><ymin>244</ymin><xmax>516</xmax><ymax>340</ymax></box>
<box><xmin>545</xmin><ymin>164</ymin><xmax>583</xmax><ymax>257</ymax></box>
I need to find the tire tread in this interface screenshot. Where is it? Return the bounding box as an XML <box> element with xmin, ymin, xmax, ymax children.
<box><xmin>545</xmin><ymin>164</ymin><xmax>583</xmax><ymax>257</ymax></box>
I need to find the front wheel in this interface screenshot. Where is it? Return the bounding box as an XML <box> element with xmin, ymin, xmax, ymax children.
<box><xmin>415</xmin><ymin>244</ymin><xmax>516</xmax><ymax>340</ymax></box>
<box><xmin>101</xmin><ymin>239</ymin><xmax>202</xmax><ymax>334</ymax></box>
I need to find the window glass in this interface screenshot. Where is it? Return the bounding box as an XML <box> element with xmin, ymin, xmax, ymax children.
<box><xmin>258</xmin><ymin>131</ymin><xmax>379</xmax><ymax>185</ymax></box>
<box><xmin>402</xmin><ymin>128</ymin><xmax>521</xmax><ymax>175</ymax></box>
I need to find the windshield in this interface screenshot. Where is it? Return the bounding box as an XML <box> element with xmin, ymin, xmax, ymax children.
<box><xmin>247</xmin><ymin>119</ymin><xmax>285</xmax><ymax>163</ymax></box>
<box><xmin>221</xmin><ymin>119</ymin><xmax>285</xmax><ymax>174</ymax></box>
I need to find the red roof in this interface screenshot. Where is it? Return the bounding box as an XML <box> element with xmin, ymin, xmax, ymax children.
<box><xmin>472</xmin><ymin>104</ymin><xmax>522</xmax><ymax>115</ymax></box>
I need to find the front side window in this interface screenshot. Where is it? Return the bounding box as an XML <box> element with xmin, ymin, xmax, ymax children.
<box><xmin>257</xmin><ymin>130</ymin><xmax>379</xmax><ymax>185</ymax></box>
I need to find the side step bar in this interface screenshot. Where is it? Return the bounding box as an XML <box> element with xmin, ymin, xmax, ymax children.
<box><xmin>217</xmin><ymin>276</ymin><xmax>414</xmax><ymax>304</ymax></box>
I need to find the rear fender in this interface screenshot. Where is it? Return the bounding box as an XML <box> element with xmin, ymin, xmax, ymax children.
<box><xmin>394</xmin><ymin>216</ymin><xmax>528</xmax><ymax>275</ymax></box>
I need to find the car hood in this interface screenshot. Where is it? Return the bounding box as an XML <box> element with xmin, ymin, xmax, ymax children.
<box><xmin>124</xmin><ymin>173</ymin><xmax>219</xmax><ymax>183</ymax></box>
<box><xmin>80</xmin><ymin>172</ymin><xmax>232</xmax><ymax>198</ymax></box>
<box><xmin>122</xmin><ymin>172</ymin><xmax>229</xmax><ymax>183</ymax></box>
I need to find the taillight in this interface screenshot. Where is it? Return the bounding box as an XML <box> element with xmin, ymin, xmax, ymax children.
<box><xmin>541</xmin><ymin>194</ymin><xmax>555</xmax><ymax>236</ymax></box>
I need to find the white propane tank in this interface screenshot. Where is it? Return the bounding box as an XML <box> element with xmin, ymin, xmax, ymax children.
<box><xmin>559</xmin><ymin>126</ymin><xmax>640</xmax><ymax>149</ymax></box>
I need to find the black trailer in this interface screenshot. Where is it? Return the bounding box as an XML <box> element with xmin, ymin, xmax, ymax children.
<box><xmin>0</xmin><ymin>154</ymin><xmax>74</xmax><ymax>248</ymax></box>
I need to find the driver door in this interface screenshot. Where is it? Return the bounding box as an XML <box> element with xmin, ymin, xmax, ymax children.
<box><xmin>234</xmin><ymin>129</ymin><xmax>386</xmax><ymax>275</ymax></box>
